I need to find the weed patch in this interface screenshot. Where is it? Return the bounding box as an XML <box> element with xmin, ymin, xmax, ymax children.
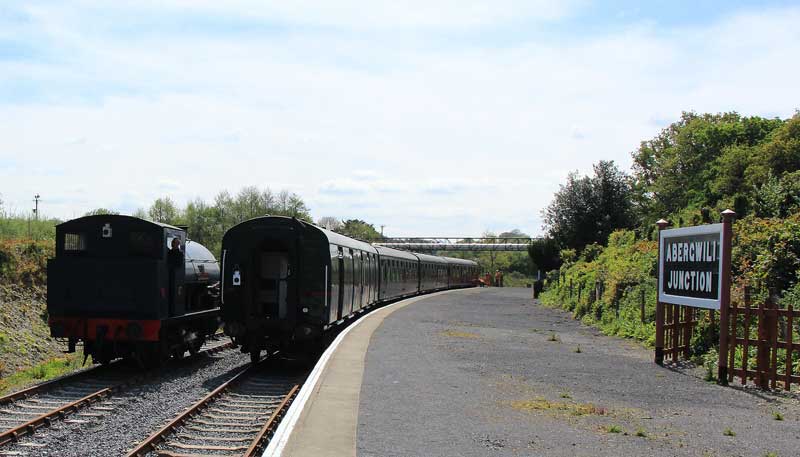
<box><xmin>441</xmin><ymin>329</ymin><xmax>481</xmax><ymax>339</ymax></box>
<box><xmin>507</xmin><ymin>397</ymin><xmax>607</xmax><ymax>417</ymax></box>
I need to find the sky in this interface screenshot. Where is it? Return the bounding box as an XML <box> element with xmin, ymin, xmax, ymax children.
<box><xmin>1</xmin><ymin>1</ymin><xmax>799</xmax><ymax>237</ymax></box>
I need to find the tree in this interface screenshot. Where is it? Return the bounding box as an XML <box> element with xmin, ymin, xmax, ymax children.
<box><xmin>84</xmin><ymin>208</ymin><xmax>119</xmax><ymax>216</ymax></box>
<box><xmin>317</xmin><ymin>217</ymin><xmax>342</xmax><ymax>231</ymax></box>
<box><xmin>632</xmin><ymin>112</ymin><xmax>785</xmax><ymax>223</ymax></box>
<box><xmin>542</xmin><ymin>160</ymin><xmax>634</xmax><ymax>252</ymax></box>
<box><xmin>336</xmin><ymin>219</ymin><xmax>382</xmax><ymax>241</ymax></box>
<box><xmin>148</xmin><ymin>197</ymin><xmax>180</xmax><ymax>224</ymax></box>
<box><xmin>184</xmin><ymin>198</ymin><xmax>222</xmax><ymax>252</ymax></box>
<box><xmin>527</xmin><ymin>237</ymin><xmax>561</xmax><ymax>274</ymax></box>
<box><xmin>132</xmin><ymin>208</ymin><xmax>149</xmax><ymax>220</ymax></box>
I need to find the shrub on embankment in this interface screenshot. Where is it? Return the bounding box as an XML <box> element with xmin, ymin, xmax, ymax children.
<box><xmin>0</xmin><ymin>239</ymin><xmax>53</xmax><ymax>287</ymax></box>
<box><xmin>539</xmin><ymin>230</ymin><xmax>659</xmax><ymax>345</ymax></box>
<box><xmin>539</xmin><ymin>214</ymin><xmax>800</xmax><ymax>355</ymax></box>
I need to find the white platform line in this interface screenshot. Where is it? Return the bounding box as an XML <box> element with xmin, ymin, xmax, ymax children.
<box><xmin>263</xmin><ymin>292</ymin><xmax>450</xmax><ymax>457</ymax></box>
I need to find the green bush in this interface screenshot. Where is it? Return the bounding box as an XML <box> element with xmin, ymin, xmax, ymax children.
<box><xmin>0</xmin><ymin>239</ymin><xmax>54</xmax><ymax>286</ymax></box>
<box><xmin>540</xmin><ymin>230</ymin><xmax>659</xmax><ymax>344</ymax></box>
<box><xmin>541</xmin><ymin>214</ymin><xmax>800</xmax><ymax>359</ymax></box>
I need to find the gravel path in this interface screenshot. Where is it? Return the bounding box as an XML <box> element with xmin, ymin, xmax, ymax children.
<box><xmin>3</xmin><ymin>348</ymin><xmax>252</xmax><ymax>457</ymax></box>
<box><xmin>358</xmin><ymin>287</ymin><xmax>800</xmax><ymax>457</ymax></box>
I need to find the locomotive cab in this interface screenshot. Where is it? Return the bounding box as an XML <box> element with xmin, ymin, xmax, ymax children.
<box><xmin>47</xmin><ymin>215</ymin><xmax>220</xmax><ymax>366</ymax></box>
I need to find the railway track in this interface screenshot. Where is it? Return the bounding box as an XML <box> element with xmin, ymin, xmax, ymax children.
<box><xmin>126</xmin><ymin>359</ymin><xmax>302</xmax><ymax>457</ymax></box>
<box><xmin>0</xmin><ymin>337</ymin><xmax>233</xmax><ymax>449</ymax></box>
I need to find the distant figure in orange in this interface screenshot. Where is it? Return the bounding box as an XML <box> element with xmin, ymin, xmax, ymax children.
<box><xmin>494</xmin><ymin>270</ymin><xmax>502</xmax><ymax>288</ymax></box>
<box><xmin>484</xmin><ymin>272</ymin><xmax>493</xmax><ymax>287</ymax></box>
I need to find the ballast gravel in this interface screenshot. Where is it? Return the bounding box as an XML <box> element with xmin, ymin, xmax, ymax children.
<box><xmin>4</xmin><ymin>348</ymin><xmax>252</xmax><ymax>457</ymax></box>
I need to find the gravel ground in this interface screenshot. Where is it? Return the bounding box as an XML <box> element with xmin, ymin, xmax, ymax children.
<box><xmin>3</xmin><ymin>347</ymin><xmax>253</xmax><ymax>457</ymax></box>
<box><xmin>357</xmin><ymin>287</ymin><xmax>800</xmax><ymax>457</ymax></box>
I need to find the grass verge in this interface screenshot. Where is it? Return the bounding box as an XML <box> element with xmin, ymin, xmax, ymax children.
<box><xmin>0</xmin><ymin>351</ymin><xmax>90</xmax><ymax>396</ymax></box>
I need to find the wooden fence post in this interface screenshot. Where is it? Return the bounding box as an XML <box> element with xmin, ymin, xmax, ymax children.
<box><xmin>786</xmin><ymin>304</ymin><xmax>794</xmax><ymax>391</ymax></box>
<box><xmin>595</xmin><ymin>280</ymin><xmax>601</xmax><ymax>307</ymax></box>
<box><xmin>757</xmin><ymin>299</ymin><xmax>768</xmax><ymax>389</ymax></box>
<box><xmin>655</xmin><ymin>219</ymin><xmax>669</xmax><ymax>366</ymax></box>
<box><xmin>717</xmin><ymin>209</ymin><xmax>735</xmax><ymax>385</ymax></box>
<box><xmin>683</xmin><ymin>306</ymin><xmax>693</xmax><ymax>359</ymax></box>
<box><xmin>767</xmin><ymin>292</ymin><xmax>778</xmax><ymax>390</ymax></box>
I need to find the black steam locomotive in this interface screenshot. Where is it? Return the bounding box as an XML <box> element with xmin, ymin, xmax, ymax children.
<box><xmin>220</xmin><ymin>216</ymin><xmax>479</xmax><ymax>362</ymax></box>
<box><xmin>47</xmin><ymin>215</ymin><xmax>220</xmax><ymax>366</ymax></box>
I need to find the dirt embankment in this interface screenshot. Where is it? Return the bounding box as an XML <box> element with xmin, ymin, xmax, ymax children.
<box><xmin>0</xmin><ymin>284</ymin><xmax>64</xmax><ymax>377</ymax></box>
<box><xmin>0</xmin><ymin>239</ymin><xmax>65</xmax><ymax>380</ymax></box>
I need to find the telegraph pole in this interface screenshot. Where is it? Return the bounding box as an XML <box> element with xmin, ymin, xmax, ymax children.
<box><xmin>34</xmin><ymin>194</ymin><xmax>40</xmax><ymax>221</ymax></box>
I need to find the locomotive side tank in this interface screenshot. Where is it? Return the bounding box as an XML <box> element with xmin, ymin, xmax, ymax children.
<box><xmin>47</xmin><ymin>215</ymin><xmax>220</xmax><ymax>366</ymax></box>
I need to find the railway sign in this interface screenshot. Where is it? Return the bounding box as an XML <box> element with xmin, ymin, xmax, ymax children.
<box><xmin>658</xmin><ymin>223</ymin><xmax>724</xmax><ymax>309</ymax></box>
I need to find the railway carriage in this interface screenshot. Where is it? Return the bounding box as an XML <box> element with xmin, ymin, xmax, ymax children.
<box><xmin>221</xmin><ymin>216</ymin><xmax>383</xmax><ymax>361</ymax></box>
<box><xmin>220</xmin><ymin>216</ymin><xmax>480</xmax><ymax>362</ymax></box>
<box><xmin>374</xmin><ymin>246</ymin><xmax>420</xmax><ymax>300</ymax></box>
<box><xmin>414</xmin><ymin>252</ymin><xmax>449</xmax><ymax>293</ymax></box>
<box><xmin>47</xmin><ymin>215</ymin><xmax>220</xmax><ymax>366</ymax></box>
<box><xmin>442</xmin><ymin>256</ymin><xmax>481</xmax><ymax>287</ymax></box>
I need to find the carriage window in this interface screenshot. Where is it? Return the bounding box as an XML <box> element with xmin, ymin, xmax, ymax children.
<box><xmin>64</xmin><ymin>233</ymin><xmax>87</xmax><ymax>251</ymax></box>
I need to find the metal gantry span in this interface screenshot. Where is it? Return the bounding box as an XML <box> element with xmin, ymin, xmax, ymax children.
<box><xmin>373</xmin><ymin>237</ymin><xmax>537</xmax><ymax>252</ymax></box>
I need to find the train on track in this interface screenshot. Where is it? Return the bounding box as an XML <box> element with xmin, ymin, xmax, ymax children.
<box><xmin>220</xmin><ymin>216</ymin><xmax>480</xmax><ymax>362</ymax></box>
<box><xmin>46</xmin><ymin>215</ymin><xmax>479</xmax><ymax>366</ymax></box>
<box><xmin>47</xmin><ymin>215</ymin><xmax>221</xmax><ymax>366</ymax></box>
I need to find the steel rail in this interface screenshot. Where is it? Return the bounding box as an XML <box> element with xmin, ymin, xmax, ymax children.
<box><xmin>126</xmin><ymin>362</ymin><xmax>301</xmax><ymax>457</ymax></box>
<box><xmin>0</xmin><ymin>335</ymin><xmax>230</xmax><ymax>407</ymax></box>
<box><xmin>0</xmin><ymin>388</ymin><xmax>111</xmax><ymax>446</ymax></box>
<box><xmin>125</xmin><ymin>363</ymin><xmax>255</xmax><ymax>457</ymax></box>
<box><xmin>242</xmin><ymin>384</ymin><xmax>300</xmax><ymax>457</ymax></box>
<box><xmin>0</xmin><ymin>338</ymin><xmax>233</xmax><ymax>449</ymax></box>
<box><xmin>0</xmin><ymin>362</ymin><xmax>110</xmax><ymax>407</ymax></box>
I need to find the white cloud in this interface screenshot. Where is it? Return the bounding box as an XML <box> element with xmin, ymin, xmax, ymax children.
<box><xmin>1</xmin><ymin>4</ymin><xmax>799</xmax><ymax>236</ymax></box>
<box><xmin>54</xmin><ymin>0</ymin><xmax>581</xmax><ymax>29</ymax></box>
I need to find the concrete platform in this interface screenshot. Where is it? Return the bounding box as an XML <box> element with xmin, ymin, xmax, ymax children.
<box><xmin>278</xmin><ymin>288</ymin><xmax>799</xmax><ymax>457</ymax></box>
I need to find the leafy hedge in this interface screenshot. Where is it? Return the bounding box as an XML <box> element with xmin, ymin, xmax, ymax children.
<box><xmin>540</xmin><ymin>215</ymin><xmax>800</xmax><ymax>355</ymax></box>
<box><xmin>540</xmin><ymin>230</ymin><xmax>659</xmax><ymax>344</ymax></box>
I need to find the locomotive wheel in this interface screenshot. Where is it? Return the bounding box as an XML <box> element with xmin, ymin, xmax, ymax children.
<box><xmin>135</xmin><ymin>342</ymin><xmax>169</xmax><ymax>369</ymax></box>
<box><xmin>188</xmin><ymin>338</ymin><xmax>204</xmax><ymax>356</ymax></box>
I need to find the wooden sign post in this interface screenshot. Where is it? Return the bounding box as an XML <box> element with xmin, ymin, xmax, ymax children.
<box><xmin>717</xmin><ymin>209</ymin><xmax>735</xmax><ymax>384</ymax></box>
<box><xmin>654</xmin><ymin>210</ymin><xmax>734</xmax><ymax>385</ymax></box>
<box><xmin>654</xmin><ymin>219</ymin><xmax>669</xmax><ymax>366</ymax></box>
